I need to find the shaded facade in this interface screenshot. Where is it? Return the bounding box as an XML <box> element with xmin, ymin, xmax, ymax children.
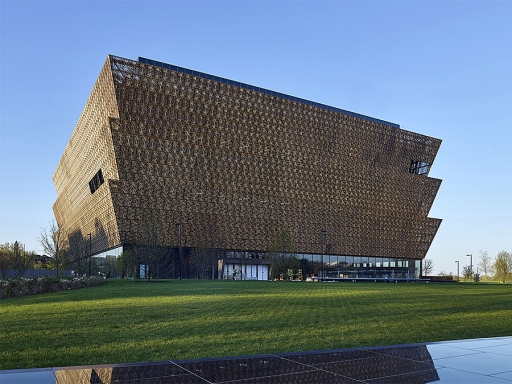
<box><xmin>53</xmin><ymin>55</ymin><xmax>442</xmax><ymax>279</ymax></box>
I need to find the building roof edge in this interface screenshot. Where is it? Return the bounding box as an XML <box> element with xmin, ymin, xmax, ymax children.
<box><xmin>132</xmin><ymin>56</ymin><xmax>401</xmax><ymax>129</ymax></box>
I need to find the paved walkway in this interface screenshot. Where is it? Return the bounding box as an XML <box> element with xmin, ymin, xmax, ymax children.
<box><xmin>2</xmin><ymin>336</ymin><xmax>511</xmax><ymax>383</ymax></box>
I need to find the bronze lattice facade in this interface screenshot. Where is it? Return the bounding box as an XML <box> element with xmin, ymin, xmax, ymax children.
<box><xmin>53</xmin><ymin>55</ymin><xmax>442</xmax><ymax>274</ymax></box>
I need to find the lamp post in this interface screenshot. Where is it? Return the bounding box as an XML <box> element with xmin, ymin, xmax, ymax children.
<box><xmin>321</xmin><ymin>229</ymin><xmax>326</xmax><ymax>280</ymax></box>
<box><xmin>467</xmin><ymin>254</ymin><xmax>473</xmax><ymax>282</ymax></box>
<box><xmin>239</xmin><ymin>238</ymin><xmax>247</xmax><ymax>258</ymax></box>
<box><xmin>455</xmin><ymin>260</ymin><xmax>459</xmax><ymax>281</ymax></box>
<box><xmin>175</xmin><ymin>222</ymin><xmax>183</xmax><ymax>280</ymax></box>
<box><xmin>88</xmin><ymin>233</ymin><xmax>92</xmax><ymax>276</ymax></box>
<box><xmin>239</xmin><ymin>237</ymin><xmax>247</xmax><ymax>280</ymax></box>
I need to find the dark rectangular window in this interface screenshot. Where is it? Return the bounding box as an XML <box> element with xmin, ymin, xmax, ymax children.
<box><xmin>89</xmin><ymin>169</ymin><xmax>105</xmax><ymax>194</ymax></box>
<box><xmin>409</xmin><ymin>160</ymin><xmax>431</xmax><ymax>175</ymax></box>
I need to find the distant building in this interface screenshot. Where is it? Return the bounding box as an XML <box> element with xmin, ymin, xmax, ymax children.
<box><xmin>53</xmin><ymin>55</ymin><xmax>442</xmax><ymax>280</ymax></box>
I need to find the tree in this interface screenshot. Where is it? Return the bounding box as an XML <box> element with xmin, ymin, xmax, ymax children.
<box><xmin>189</xmin><ymin>247</ymin><xmax>218</xmax><ymax>279</ymax></box>
<box><xmin>422</xmin><ymin>258</ymin><xmax>435</xmax><ymax>276</ymax></box>
<box><xmin>9</xmin><ymin>241</ymin><xmax>36</xmax><ymax>278</ymax></box>
<box><xmin>478</xmin><ymin>250</ymin><xmax>492</xmax><ymax>279</ymax></box>
<box><xmin>133</xmin><ymin>209</ymin><xmax>168</xmax><ymax>281</ymax></box>
<box><xmin>116</xmin><ymin>250</ymin><xmax>137</xmax><ymax>279</ymax></box>
<box><xmin>67</xmin><ymin>231</ymin><xmax>89</xmax><ymax>275</ymax></box>
<box><xmin>33</xmin><ymin>255</ymin><xmax>49</xmax><ymax>270</ymax></box>
<box><xmin>189</xmin><ymin>217</ymin><xmax>220</xmax><ymax>280</ymax></box>
<box><xmin>268</xmin><ymin>228</ymin><xmax>300</xmax><ymax>280</ymax></box>
<box><xmin>0</xmin><ymin>244</ymin><xmax>11</xmax><ymax>279</ymax></box>
<box><xmin>38</xmin><ymin>220</ymin><xmax>65</xmax><ymax>276</ymax></box>
<box><xmin>493</xmin><ymin>251</ymin><xmax>512</xmax><ymax>283</ymax></box>
<box><xmin>461</xmin><ymin>265</ymin><xmax>473</xmax><ymax>282</ymax></box>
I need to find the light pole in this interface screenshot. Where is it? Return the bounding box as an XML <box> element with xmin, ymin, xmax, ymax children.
<box><xmin>239</xmin><ymin>237</ymin><xmax>247</xmax><ymax>258</ymax></box>
<box><xmin>455</xmin><ymin>260</ymin><xmax>459</xmax><ymax>281</ymax></box>
<box><xmin>321</xmin><ymin>229</ymin><xmax>326</xmax><ymax>280</ymax></box>
<box><xmin>175</xmin><ymin>222</ymin><xmax>183</xmax><ymax>280</ymax></box>
<box><xmin>467</xmin><ymin>254</ymin><xmax>473</xmax><ymax>281</ymax></box>
<box><xmin>239</xmin><ymin>237</ymin><xmax>247</xmax><ymax>280</ymax></box>
<box><xmin>88</xmin><ymin>233</ymin><xmax>92</xmax><ymax>276</ymax></box>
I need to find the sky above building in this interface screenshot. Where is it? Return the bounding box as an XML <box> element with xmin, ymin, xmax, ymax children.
<box><xmin>0</xmin><ymin>1</ymin><xmax>510</xmax><ymax>276</ymax></box>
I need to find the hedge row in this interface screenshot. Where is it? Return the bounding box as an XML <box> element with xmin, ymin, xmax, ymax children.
<box><xmin>0</xmin><ymin>276</ymin><xmax>107</xmax><ymax>299</ymax></box>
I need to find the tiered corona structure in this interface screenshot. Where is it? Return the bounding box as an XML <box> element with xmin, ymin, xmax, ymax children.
<box><xmin>53</xmin><ymin>55</ymin><xmax>442</xmax><ymax>279</ymax></box>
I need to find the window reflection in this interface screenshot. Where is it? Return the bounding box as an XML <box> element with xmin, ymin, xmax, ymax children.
<box><xmin>295</xmin><ymin>253</ymin><xmax>421</xmax><ymax>280</ymax></box>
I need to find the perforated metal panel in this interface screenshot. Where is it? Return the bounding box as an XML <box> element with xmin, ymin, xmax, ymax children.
<box><xmin>53</xmin><ymin>55</ymin><xmax>442</xmax><ymax>259</ymax></box>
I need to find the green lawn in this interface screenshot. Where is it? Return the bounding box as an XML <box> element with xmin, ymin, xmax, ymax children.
<box><xmin>1</xmin><ymin>280</ymin><xmax>511</xmax><ymax>370</ymax></box>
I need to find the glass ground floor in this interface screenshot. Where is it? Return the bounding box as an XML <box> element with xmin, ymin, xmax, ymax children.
<box><xmin>89</xmin><ymin>246</ymin><xmax>423</xmax><ymax>280</ymax></box>
<box><xmin>289</xmin><ymin>254</ymin><xmax>421</xmax><ymax>280</ymax></box>
<box><xmin>223</xmin><ymin>251</ymin><xmax>423</xmax><ymax>280</ymax></box>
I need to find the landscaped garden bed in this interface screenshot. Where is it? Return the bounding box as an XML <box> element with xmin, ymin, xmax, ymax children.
<box><xmin>0</xmin><ymin>275</ymin><xmax>107</xmax><ymax>299</ymax></box>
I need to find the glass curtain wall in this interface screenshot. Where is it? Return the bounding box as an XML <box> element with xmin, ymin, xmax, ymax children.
<box><xmin>91</xmin><ymin>246</ymin><xmax>124</xmax><ymax>278</ymax></box>
<box><xmin>296</xmin><ymin>254</ymin><xmax>421</xmax><ymax>280</ymax></box>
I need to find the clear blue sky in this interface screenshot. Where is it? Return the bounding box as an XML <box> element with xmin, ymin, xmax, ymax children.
<box><xmin>1</xmin><ymin>1</ymin><xmax>510</xmax><ymax>275</ymax></box>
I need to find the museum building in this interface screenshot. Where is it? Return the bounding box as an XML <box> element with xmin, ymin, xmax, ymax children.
<box><xmin>53</xmin><ymin>55</ymin><xmax>442</xmax><ymax>280</ymax></box>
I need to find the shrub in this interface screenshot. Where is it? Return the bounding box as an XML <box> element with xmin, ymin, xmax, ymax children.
<box><xmin>0</xmin><ymin>276</ymin><xmax>107</xmax><ymax>299</ymax></box>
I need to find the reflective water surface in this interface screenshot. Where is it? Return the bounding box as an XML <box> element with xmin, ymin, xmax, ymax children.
<box><xmin>2</xmin><ymin>336</ymin><xmax>511</xmax><ymax>383</ymax></box>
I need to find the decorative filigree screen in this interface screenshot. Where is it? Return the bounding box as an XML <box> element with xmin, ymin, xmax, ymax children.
<box><xmin>53</xmin><ymin>55</ymin><xmax>442</xmax><ymax>259</ymax></box>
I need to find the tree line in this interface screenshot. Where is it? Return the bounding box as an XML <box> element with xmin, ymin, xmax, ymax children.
<box><xmin>478</xmin><ymin>250</ymin><xmax>512</xmax><ymax>283</ymax></box>
<box><xmin>3</xmin><ymin>216</ymin><xmax>511</xmax><ymax>283</ymax></box>
<box><xmin>0</xmin><ymin>241</ymin><xmax>40</xmax><ymax>279</ymax></box>
<box><xmin>423</xmin><ymin>250</ymin><xmax>512</xmax><ymax>282</ymax></box>
<box><xmin>1</xmin><ymin>220</ymin><xmax>101</xmax><ymax>279</ymax></box>
<box><xmin>2</xmin><ymin>220</ymin><xmax>302</xmax><ymax>281</ymax></box>
<box><xmin>34</xmin><ymin>213</ymin><xmax>220</xmax><ymax>281</ymax></box>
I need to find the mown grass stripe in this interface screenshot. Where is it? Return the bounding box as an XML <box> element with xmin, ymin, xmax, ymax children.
<box><xmin>1</xmin><ymin>280</ymin><xmax>511</xmax><ymax>370</ymax></box>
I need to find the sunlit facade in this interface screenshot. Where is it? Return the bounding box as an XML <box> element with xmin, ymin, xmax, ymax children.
<box><xmin>53</xmin><ymin>55</ymin><xmax>442</xmax><ymax>280</ymax></box>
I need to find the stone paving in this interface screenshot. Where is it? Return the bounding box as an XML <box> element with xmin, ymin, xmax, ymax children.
<box><xmin>2</xmin><ymin>336</ymin><xmax>511</xmax><ymax>383</ymax></box>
